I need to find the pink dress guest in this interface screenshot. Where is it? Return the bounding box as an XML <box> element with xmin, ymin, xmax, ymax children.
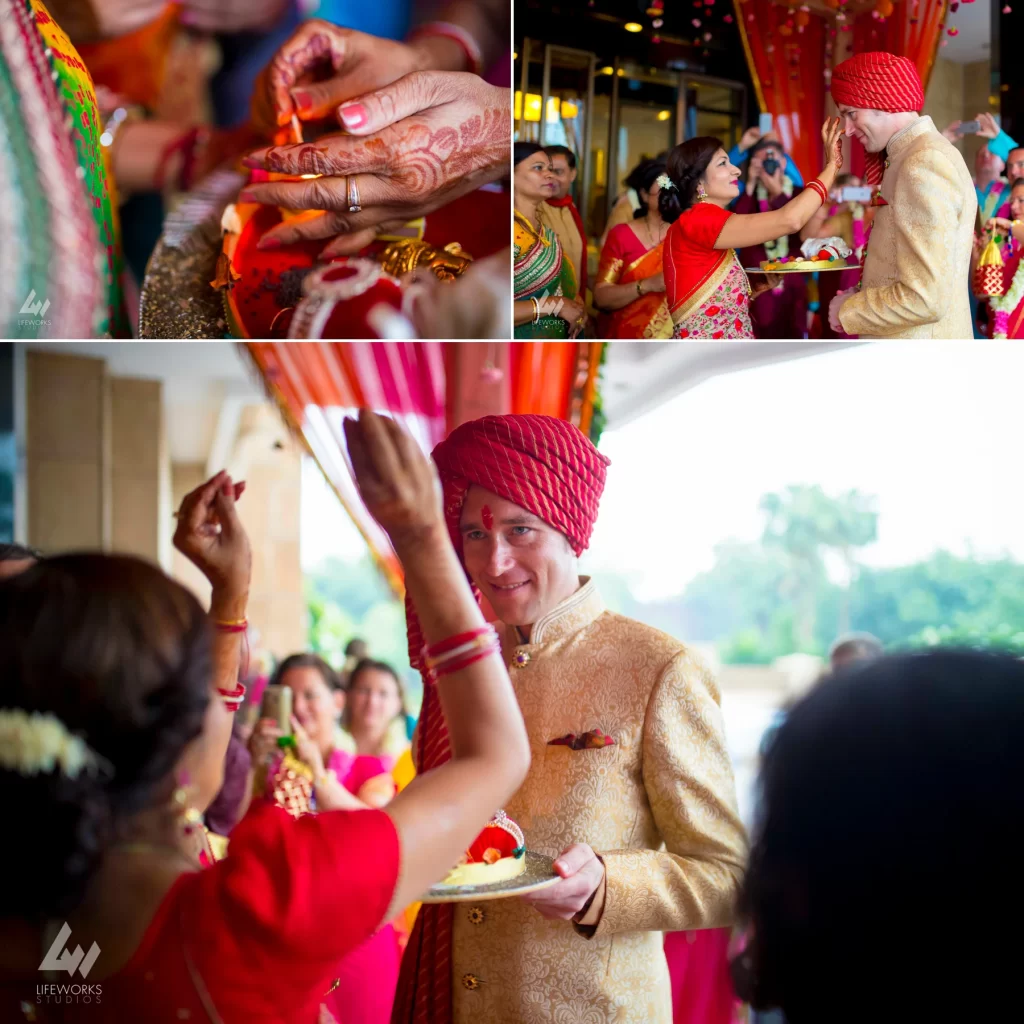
<box><xmin>733</xmin><ymin>189</ymin><xmax>808</xmax><ymax>339</ymax></box>
<box><xmin>323</xmin><ymin>750</ymin><xmax>401</xmax><ymax>1024</ymax></box>
<box><xmin>665</xmin><ymin>928</ymin><xmax>743</xmax><ymax>1024</ymax></box>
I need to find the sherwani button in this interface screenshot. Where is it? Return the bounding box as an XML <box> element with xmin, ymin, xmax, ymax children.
<box><xmin>462</xmin><ymin>973</ymin><xmax>483</xmax><ymax>990</ymax></box>
<box><xmin>514</xmin><ymin>650</ymin><xmax>531</xmax><ymax>668</ymax></box>
<box><xmin>468</xmin><ymin>906</ymin><xmax>486</xmax><ymax>925</ymax></box>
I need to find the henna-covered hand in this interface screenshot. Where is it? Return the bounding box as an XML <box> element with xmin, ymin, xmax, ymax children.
<box><xmin>250</xmin><ymin>20</ymin><xmax>434</xmax><ymax>144</ymax></box>
<box><xmin>241</xmin><ymin>72</ymin><xmax>510</xmax><ymax>255</ymax></box>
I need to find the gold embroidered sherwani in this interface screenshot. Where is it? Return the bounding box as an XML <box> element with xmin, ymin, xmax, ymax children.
<box><xmin>451</xmin><ymin>579</ymin><xmax>747</xmax><ymax>1024</ymax></box>
<box><xmin>838</xmin><ymin>115</ymin><xmax>977</xmax><ymax>339</ymax></box>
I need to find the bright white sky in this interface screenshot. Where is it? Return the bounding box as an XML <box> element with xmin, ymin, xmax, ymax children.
<box><xmin>302</xmin><ymin>343</ymin><xmax>1024</xmax><ymax>603</ymax></box>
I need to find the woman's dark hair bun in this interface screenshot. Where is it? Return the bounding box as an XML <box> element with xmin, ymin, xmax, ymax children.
<box><xmin>630</xmin><ymin>159</ymin><xmax>668</xmax><ymax>219</ymax></box>
<box><xmin>0</xmin><ymin>554</ymin><xmax>212</xmax><ymax>919</ymax></box>
<box><xmin>660</xmin><ymin>137</ymin><xmax>723</xmax><ymax>223</ymax></box>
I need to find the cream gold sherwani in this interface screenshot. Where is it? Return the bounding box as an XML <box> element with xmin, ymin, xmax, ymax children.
<box><xmin>451</xmin><ymin>579</ymin><xmax>747</xmax><ymax>1024</ymax></box>
<box><xmin>839</xmin><ymin>115</ymin><xmax>976</xmax><ymax>339</ymax></box>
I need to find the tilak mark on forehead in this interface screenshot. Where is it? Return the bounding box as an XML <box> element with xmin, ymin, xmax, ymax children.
<box><xmin>482</xmin><ymin>505</ymin><xmax>494</xmax><ymax>530</ymax></box>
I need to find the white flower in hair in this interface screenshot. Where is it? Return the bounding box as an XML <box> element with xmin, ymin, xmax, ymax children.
<box><xmin>0</xmin><ymin>709</ymin><xmax>101</xmax><ymax>779</ymax></box>
<box><xmin>655</xmin><ymin>174</ymin><xmax>676</xmax><ymax>192</ymax></box>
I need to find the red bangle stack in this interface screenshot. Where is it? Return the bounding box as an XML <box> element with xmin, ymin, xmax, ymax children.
<box><xmin>806</xmin><ymin>178</ymin><xmax>829</xmax><ymax>206</ymax></box>
<box><xmin>423</xmin><ymin>624</ymin><xmax>501</xmax><ymax>679</ymax></box>
<box><xmin>218</xmin><ymin>682</ymin><xmax>246</xmax><ymax>712</ymax></box>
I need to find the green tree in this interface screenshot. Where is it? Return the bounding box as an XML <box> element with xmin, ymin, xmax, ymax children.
<box><xmin>759</xmin><ymin>485</ymin><xmax>878</xmax><ymax>647</ymax></box>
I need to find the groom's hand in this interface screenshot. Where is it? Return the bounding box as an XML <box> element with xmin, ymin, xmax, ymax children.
<box><xmin>520</xmin><ymin>843</ymin><xmax>605</xmax><ymax>921</ymax></box>
<box><xmin>829</xmin><ymin>290</ymin><xmax>853</xmax><ymax>334</ymax></box>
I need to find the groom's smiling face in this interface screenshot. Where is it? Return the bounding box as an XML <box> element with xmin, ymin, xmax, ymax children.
<box><xmin>837</xmin><ymin>105</ymin><xmax>893</xmax><ymax>154</ymax></box>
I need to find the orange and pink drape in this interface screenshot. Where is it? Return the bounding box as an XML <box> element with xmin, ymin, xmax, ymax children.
<box><xmin>733</xmin><ymin>0</ymin><xmax>947</xmax><ymax>184</ymax></box>
<box><xmin>243</xmin><ymin>343</ymin><xmax>603</xmax><ymax>597</ymax></box>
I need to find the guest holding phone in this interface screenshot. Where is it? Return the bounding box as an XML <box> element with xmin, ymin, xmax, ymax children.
<box><xmin>732</xmin><ymin>137</ymin><xmax>810</xmax><ymax>338</ymax></box>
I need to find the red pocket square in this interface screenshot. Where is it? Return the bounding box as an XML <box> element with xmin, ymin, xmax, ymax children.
<box><xmin>548</xmin><ymin>728</ymin><xmax>616</xmax><ymax>750</ymax></box>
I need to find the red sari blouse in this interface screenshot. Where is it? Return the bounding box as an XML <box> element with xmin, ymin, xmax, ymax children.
<box><xmin>28</xmin><ymin>802</ymin><xmax>400</xmax><ymax>1022</ymax></box>
<box><xmin>664</xmin><ymin>203</ymin><xmax>736</xmax><ymax>322</ymax></box>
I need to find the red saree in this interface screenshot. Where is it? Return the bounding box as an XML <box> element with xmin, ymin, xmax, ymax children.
<box><xmin>664</xmin><ymin>203</ymin><xmax>754</xmax><ymax>339</ymax></box>
<box><xmin>596</xmin><ymin>222</ymin><xmax>671</xmax><ymax>338</ymax></box>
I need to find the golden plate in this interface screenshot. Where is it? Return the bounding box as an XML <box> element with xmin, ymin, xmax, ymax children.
<box><xmin>421</xmin><ymin>851</ymin><xmax>560</xmax><ymax>903</ymax></box>
<box><xmin>744</xmin><ymin>264</ymin><xmax>854</xmax><ymax>274</ymax></box>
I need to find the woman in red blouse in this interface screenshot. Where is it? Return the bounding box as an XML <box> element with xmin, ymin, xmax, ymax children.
<box><xmin>0</xmin><ymin>410</ymin><xmax>530</xmax><ymax>1023</ymax></box>
<box><xmin>662</xmin><ymin>119</ymin><xmax>844</xmax><ymax>339</ymax></box>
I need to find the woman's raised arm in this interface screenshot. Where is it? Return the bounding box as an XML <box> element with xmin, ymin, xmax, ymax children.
<box><xmin>343</xmin><ymin>411</ymin><xmax>531</xmax><ymax>914</ymax></box>
<box><xmin>716</xmin><ymin>118</ymin><xmax>844</xmax><ymax>251</ymax></box>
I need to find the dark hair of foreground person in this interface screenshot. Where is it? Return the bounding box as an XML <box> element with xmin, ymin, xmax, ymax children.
<box><xmin>733</xmin><ymin>648</ymin><xmax>1023</xmax><ymax>1022</ymax></box>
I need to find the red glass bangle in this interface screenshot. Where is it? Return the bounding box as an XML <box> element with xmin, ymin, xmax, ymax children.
<box><xmin>218</xmin><ymin>683</ymin><xmax>246</xmax><ymax>699</ymax></box>
<box><xmin>424</xmin><ymin>625</ymin><xmax>495</xmax><ymax>660</ymax></box>
<box><xmin>806</xmin><ymin>179</ymin><xmax>828</xmax><ymax>206</ymax></box>
<box><xmin>433</xmin><ymin>642</ymin><xmax>501</xmax><ymax>678</ymax></box>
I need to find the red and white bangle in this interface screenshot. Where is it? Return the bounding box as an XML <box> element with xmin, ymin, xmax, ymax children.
<box><xmin>218</xmin><ymin>682</ymin><xmax>246</xmax><ymax>712</ymax></box>
<box><xmin>433</xmin><ymin>640</ymin><xmax>502</xmax><ymax>679</ymax></box>
<box><xmin>408</xmin><ymin>21</ymin><xmax>484</xmax><ymax>76</ymax></box>
<box><xmin>424</xmin><ymin>625</ymin><xmax>499</xmax><ymax>673</ymax></box>
<box><xmin>806</xmin><ymin>178</ymin><xmax>828</xmax><ymax>206</ymax></box>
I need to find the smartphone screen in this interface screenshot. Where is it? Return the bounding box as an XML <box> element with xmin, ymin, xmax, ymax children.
<box><xmin>759</xmin><ymin>112</ymin><xmax>773</xmax><ymax>135</ymax></box>
<box><xmin>260</xmin><ymin>684</ymin><xmax>293</xmax><ymax>733</ymax></box>
<box><xmin>958</xmin><ymin>120</ymin><xmax>981</xmax><ymax>135</ymax></box>
<box><xmin>841</xmin><ymin>186</ymin><xmax>873</xmax><ymax>203</ymax></box>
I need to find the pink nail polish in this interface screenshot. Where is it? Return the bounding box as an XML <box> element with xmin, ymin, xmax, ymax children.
<box><xmin>242</xmin><ymin>155</ymin><xmax>263</xmax><ymax>169</ymax></box>
<box><xmin>258</xmin><ymin>236</ymin><xmax>283</xmax><ymax>251</ymax></box>
<box><xmin>238</xmin><ymin>189</ymin><xmax>258</xmax><ymax>204</ymax></box>
<box><xmin>292</xmin><ymin>90</ymin><xmax>313</xmax><ymax>114</ymax></box>
<box><xmin>339</xmin><ymin>103</ymin><xmax>367</xmax><ymax>130</ymax></box>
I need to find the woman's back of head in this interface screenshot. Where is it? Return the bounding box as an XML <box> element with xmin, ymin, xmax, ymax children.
<box><xmin>737</xmin><ymin>649</ymin><xmax>1024</xmax><ymax>1021</ymax></box>
<box><xmin>0</xmin><ymin>554</ymin><xmax>212</xmax><ymax>920</ymax></box>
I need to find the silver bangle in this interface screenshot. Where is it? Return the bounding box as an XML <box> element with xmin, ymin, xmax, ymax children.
<box><xmin>532</xmin><ymin>297</ymin><xmax>540</xmax><ymax>324</ymax></box>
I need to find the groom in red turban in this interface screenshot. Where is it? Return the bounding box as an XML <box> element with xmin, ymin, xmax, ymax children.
<box><xmin>394</xmin><ymin>413</ymin><xmax>746</xmax><ymax>1024</ymax></box>
<box><xmin>827</xmin><ymin>51</ymin><xmax>976</xmax><ymax>339</ymax></box>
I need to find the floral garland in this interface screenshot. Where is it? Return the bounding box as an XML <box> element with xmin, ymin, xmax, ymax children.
<box><xmin>988</xmin><ymin>252</ymin><xmax>1024</xmax><ymax>338</ymax></box>
<box><xmin>757</xmin><ymin>176</ymin><xmax>794</xmax><ymax>260</ymax></box>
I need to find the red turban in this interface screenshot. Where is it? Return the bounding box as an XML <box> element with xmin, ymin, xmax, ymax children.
<box><xmin>831</xmin><ymin>51</ymin><xmax>925</xmax><ymax>186</ymax></box>
<box><xmin>394</xmin><ymin>415</ymin><xmax>610</xmax><ymax>1024</ymax></box>
<box><xmin>406</xmin><ymin>413</ymin><xmax>610</xmax><ymax>675</ymax></box>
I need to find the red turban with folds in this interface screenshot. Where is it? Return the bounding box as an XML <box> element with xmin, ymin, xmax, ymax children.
<box><xmin>406</xmin><ymin>413</ymin><xmax>610</xmax><ymax>675</ymax></box>
<box><xmin>831</xmin><ymin>51</ymin><xmax>925</xmax><ymax>186</ymax></box>
<box><xmin>394</xmin><ymin>414</ymin><xmax>610</xmax><ymax>1024</ymax></box>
